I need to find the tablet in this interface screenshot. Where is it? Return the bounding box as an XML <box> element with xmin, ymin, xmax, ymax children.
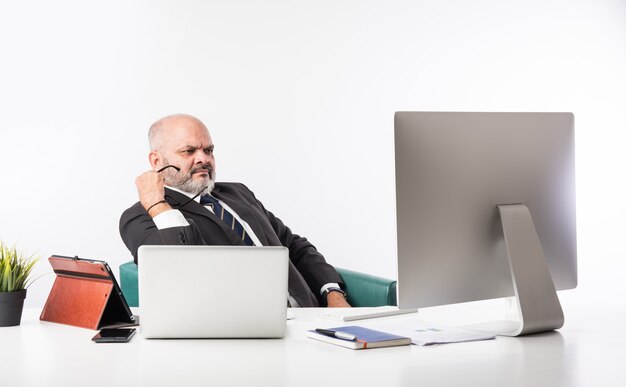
<box><xmin>40</xmin><ymin>255</ymin><xmax>137</xmax><ymax>330</ymax></box>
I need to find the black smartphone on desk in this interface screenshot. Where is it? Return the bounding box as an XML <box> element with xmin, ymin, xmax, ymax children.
<box><xmin>92</xmin><ymin>328</ymin><xmax>136</xmax><ymax>343</ymax></box>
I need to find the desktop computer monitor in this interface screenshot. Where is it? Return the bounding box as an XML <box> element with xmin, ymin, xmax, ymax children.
<box><xmin>394</xmin><ymin>112</ymin><xmax>577</xmax><ymax>336</ymax></box>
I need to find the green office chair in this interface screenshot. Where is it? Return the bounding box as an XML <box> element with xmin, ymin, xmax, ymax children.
<box><xmin>335</xmin><ymin>267</ymin><xmax>397</xmax><ymax>307</ymax></box>
<box><xmin>119</xmin><ymin>262</ymin><xmax>139</xmax><ymax>307</ymax></box>
<box><xmin>119</xmin><ymin>261</ymin><xmax>397</xmax><ymax>308</ymax></box>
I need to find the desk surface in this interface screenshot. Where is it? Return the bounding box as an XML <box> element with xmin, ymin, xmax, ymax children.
<box><xmin>2</xmin><ymin>305</ymin><xmax>625</xmax><ymax>387</ymax></box>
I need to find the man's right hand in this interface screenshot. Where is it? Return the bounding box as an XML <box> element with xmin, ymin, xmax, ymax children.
<box><xmin>135</xmin><ymin>170</ymin><xmax>172</xmax><ymax>218</ymax></box>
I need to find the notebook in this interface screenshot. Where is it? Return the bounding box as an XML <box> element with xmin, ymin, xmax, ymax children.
<box><xmin>307</xmin><ymin>326</ymin><xmax>411</xmax><ymax>349</ymax></box>
<box><xmin>138</xmin><ymin>245</ymin><xmax>288</xmax><ymax>339</ymax></box>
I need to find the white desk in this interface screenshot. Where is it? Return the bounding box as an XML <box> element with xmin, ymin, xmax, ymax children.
<box><xmin>2</xmin><ymin>306</ymin><xmax>625</xmax><ymax>386</ymax></box>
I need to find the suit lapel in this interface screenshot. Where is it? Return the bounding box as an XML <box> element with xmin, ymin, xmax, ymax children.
<box><xmin>211</xmin><ymin>187</ymin><xmax>270</xmax><ymax>246</ymax></box>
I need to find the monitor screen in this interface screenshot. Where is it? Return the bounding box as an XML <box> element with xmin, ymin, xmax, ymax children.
<box><xmin>394</xmin><ymin>112</ymin><xmax>577</xmax><ymax>319</ymax></box>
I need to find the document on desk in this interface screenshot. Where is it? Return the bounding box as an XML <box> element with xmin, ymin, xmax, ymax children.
<box><xmin>371</xmin><ymin>319</ymin><xmax>496</xmax><ymax>346</ymax></box>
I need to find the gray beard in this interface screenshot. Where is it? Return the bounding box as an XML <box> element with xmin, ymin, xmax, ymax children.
<box><xmin>161</xmin><ymin>163</ymin><xmax>215</xmax><ymax>195</ymax></box>
<box><xmin>169</xmin><ymin>175</ymin><xmax>215</xmax><ymax>196</ymax></box>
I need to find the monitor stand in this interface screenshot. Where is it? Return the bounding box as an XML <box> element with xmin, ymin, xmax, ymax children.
<box><xmin>493</xmin><ymin>204</ymin><xmax>564</xmax><ymax>336</ymax></box>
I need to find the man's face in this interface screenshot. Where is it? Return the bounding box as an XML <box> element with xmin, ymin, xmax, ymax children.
<box><xmin>151</xmin><ymin>117</ymin><xmax>216</xmax><ymax>194</ymax></box>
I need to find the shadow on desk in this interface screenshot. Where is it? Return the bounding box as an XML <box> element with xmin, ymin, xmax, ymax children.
<box><xmin>400</xmin><ymin>331</ymin><xmax>567</xmax><ymax>387</ymax></box>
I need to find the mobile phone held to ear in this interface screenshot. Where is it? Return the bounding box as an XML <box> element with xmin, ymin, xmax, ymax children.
<box><xmin>92</xmin><ymin>328</ymin><xmax>136</xmax><ymax>343</ymax></box>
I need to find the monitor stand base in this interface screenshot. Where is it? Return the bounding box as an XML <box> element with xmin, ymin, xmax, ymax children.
<box><xmin>494</xmin><ymin>204</ymin><xmax>564</xmax><ymax>336</ymax></box>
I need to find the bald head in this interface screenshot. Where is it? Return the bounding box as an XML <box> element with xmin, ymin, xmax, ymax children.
<box><xmin>148</xmin><ymin>114</ymin><xmax>209</xmax><ymax>151</ymax></box>
<box><xmin>146</xmin><ymin>113</ymin><xmax>216</xmax><ymax>194</ymax></box>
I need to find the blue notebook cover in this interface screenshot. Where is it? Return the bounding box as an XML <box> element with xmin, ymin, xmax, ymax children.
<box><xmin>307</xmin><ymin>326</ymin><xmax>411</xmax><ymax>349</ymax></box>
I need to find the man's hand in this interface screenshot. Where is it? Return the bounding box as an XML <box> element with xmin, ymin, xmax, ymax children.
<box><xmin>326</xmin><ymin>291</ymin><xmax>351</xmax><ymax>308</ymax></box>
<box><xmin>135</xmin><ymin>170</ymin><xmax>171</xmax><ymax>218</ymax></box>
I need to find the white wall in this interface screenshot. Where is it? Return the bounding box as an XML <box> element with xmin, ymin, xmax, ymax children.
<box><xmin>1</xmin><ymin>0</ymin><xmax>624</xmax><ymax>308</ymax></box>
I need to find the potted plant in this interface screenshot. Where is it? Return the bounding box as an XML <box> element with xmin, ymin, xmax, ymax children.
<box><xmin>0</xmin><ymin>242</ymin><xmax>40</xmax><ymax>327</ymax></box>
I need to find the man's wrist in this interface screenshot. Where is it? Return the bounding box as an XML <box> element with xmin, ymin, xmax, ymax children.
<box><xmin>322</xmin><ymin>286</ymin><xmax>347</xmax><ymax>300</ymax></box>
<box><xmin>147</xmin><ymin>201</ymin><xmax>172</xmax><ymax>218</ymax></box>
<box><xmin>326</xmin><ymin>290</ymin><xmax>351</xmax><ymax>307</ymax></box>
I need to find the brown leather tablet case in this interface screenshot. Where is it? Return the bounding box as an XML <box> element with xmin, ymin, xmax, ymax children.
<box><xmin>40</xmin><ymin>255</ymin><xmax>136</xmax><ymax>330</ymax></box>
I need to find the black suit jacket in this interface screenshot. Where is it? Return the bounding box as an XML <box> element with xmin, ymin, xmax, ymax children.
<box><xmin>119</xmin><ymin>183</ymin><xmax>343</xmax><ymax>306</ymax></box>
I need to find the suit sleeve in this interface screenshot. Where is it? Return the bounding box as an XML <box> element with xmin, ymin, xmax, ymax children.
<box><xmin>243</xmin><ymin>185</ymin><xmax>344</xmax><ymax>301</ymax></box>
<box><xmin>119</xmin><ymin>203</ymin><xmax>207</xmax><ymax>264</ymax></box>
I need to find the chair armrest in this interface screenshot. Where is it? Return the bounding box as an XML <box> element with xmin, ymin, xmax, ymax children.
<box><xmin>336</xmin><ymin>267</ymin><xmax>397</xmax><ymax>307</ymax></box>
<box><xmin>119</xmin><ymin>261</ymin><xmax>139</xmax><ymax>307</ymax></box>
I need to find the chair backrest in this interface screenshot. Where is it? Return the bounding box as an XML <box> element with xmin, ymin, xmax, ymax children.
<box><xmin>119</xmin><ymin>261</ymin><xmax>139</xmax><ymax>307</ymax></box>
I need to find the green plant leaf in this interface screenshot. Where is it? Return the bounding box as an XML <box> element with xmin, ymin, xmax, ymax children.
<box><xmin>0</xmin><ymin>241</ymin><xmax>40</xmax><ymax>292</ymax></box>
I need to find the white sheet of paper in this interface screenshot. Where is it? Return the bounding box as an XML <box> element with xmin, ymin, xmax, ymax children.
<box><xmin>370</xmin><ymin>319</ymin><xmax>497</xmax><ymax>346</ymax></box>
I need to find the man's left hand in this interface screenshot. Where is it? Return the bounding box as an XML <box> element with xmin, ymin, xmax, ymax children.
<box><xmin>326</xmin><ymin>291</ymin><xmax>351</xmax><ymax>308</ymax></box>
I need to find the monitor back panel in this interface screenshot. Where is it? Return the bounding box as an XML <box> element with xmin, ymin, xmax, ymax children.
<box><xmin>394</xmin><ymin>112</ymin><xmax>577</xmax><ymax>308</ymax></box>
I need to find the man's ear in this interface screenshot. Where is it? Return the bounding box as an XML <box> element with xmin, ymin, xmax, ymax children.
<box><xmin>148</xmin><ymin>150</ymin><xmax>161</xmax><ymax>169</ymax></box>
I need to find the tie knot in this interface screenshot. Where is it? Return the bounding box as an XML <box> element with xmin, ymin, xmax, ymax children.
<box><xmin>200</xmin><ymin>195</ymin><xmax>218</xmax><ymax>206</ymax></box>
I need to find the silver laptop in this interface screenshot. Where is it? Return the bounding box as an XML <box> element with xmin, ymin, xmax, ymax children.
<box><xmin>138</xmin><ymin>245</ymin><xmax>289</xmax><ymax>339</ymax></box>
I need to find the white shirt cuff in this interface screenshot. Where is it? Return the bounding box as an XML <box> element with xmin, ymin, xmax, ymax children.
<box><xmin>320</xmin><ymin>283</ymin><xmax>341</xmax><ymax>296</ymax></box>
<box><xmin>152</xmin><ymin>209</ymin><xmax>190</xmax><ymax>229</ymax></box>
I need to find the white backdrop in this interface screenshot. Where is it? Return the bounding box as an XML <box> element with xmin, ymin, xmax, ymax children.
<box><xmin>1</xmin><ymin>0</ymin><xmax>624</xmax><ymax>308</ymax></box>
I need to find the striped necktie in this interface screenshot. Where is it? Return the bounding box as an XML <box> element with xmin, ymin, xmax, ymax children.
<box><xmin>200</xmin><ymin>195</ymin><xmax>254</xmax><ymax>246</ymax></box>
